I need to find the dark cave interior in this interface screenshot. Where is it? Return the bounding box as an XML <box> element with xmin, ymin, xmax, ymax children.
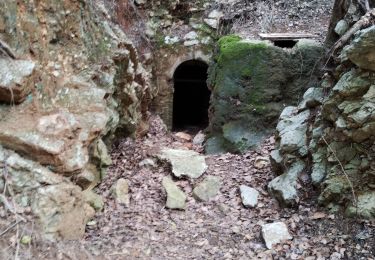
<box><xmin>273</xmin><ymin>39</ymin><xmax>298</xmax><ymax>48</ymax></box>
<box><xmin>172</xmin><ymin>60</ymin><xmax>211</xmax><ymax>132</ymax></box>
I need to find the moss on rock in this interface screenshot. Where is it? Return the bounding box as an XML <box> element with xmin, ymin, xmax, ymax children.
<box><xmin>207</xmin><ymin>35</ymin><xmax>323</xmax><ymax>153</ymax></box>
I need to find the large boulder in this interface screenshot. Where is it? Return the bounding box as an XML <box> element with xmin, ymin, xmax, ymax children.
<box><xmin>206</xmin><ymin>36</ymin><xmax>323</xmax><ymax>153</ymax></box>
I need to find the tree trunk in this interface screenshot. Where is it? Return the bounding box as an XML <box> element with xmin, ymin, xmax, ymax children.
<box><xmin>325</xmin><ymin>0</ymin><xmax>375</xmax><ymax>46</ymax></box>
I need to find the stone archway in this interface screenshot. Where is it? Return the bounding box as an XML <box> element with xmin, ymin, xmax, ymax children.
<box><xmin>172</xmin><ymin>60</ymin><xmax>210</xmax><ymax>131</ymax></box>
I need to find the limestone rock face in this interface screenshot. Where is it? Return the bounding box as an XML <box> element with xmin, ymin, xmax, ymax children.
<box><xmin>0</xmin><ymin>0</ymin><xmax>152</xmax><ymax>239</ymax></box>
<box><xmin>162</xmin><ymin>177</ymin><xmax>187</xmax><ymax>210</ymax></box>
<box><xmin>82</xmin><ymin>190</ymin><xmax>104</xmax><ymax>212</ymax></box>
<box><xmin>346</xmin><ymin>193</ymin><xmax>375</xmax><ymax>219</ymax></box>
<box><xmin>343</xmin><ymin>25</ymin><xmax>375</xmax><ymax>72</ymax></box>
<box><xmin>276</xmin><ymin>107</ymin><xmax>310</xmax><ymax>157</ymax></box>
<box><xmin>0</xmin><ymin>94</ymin><xmax>110</xmax><ymax>173</ymax></box>
<box><xmin>0</xmin><ymin>59</ymin><xmax>35</xmax><ymax>103</ymax></box>
<box><xmin>157</xmin><ymin>148</ymin><xmax>208</xmax><ymax>179</ymax></box>
<box><xmin>0</xmin><ymin>145</ymin><xmax>92</xmax><ymax>241</ymax></box>
<box><xmin>269</xmin><ymin>24</ymin><xmax>375</xmax><ymax>218</ymax></box>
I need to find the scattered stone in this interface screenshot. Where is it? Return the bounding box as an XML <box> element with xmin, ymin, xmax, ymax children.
<box><xmin>193</xmin><ymin>176</ymin><xmax>221</xmax><ymax>202</ymax></box>
<box><xmin>175</xmin><ymin>132</ymin><xmax>192</xmax><ymax>141</ymax></box>
<box><xmin>261</xmin><ymin>222</ymin><xmax>292</xmax><ymax>249</ymax></box>
<box><xmin>82</xmin><ymin>190</ymin><xmax>104</xmax><ymax>212</ymax></box>
<box><xmin>162</xmin><ymin>177</ymin><xmax>186</xmax><ymax>210</ymax></box>
<box><xmin>139</xmin><ymin>158</ymin><xmax>156</xmax><ymax>168</ymax></box>
<box><xmin>254</xmin><ymin>156</ymin><xmax>269</xmax><ymax>169</ymax></box>
<box><xmin>183</xmin><ymin>31</ymin><xmax>198</xmax><ymax>40</ymax></box>
<box><xmin>184</xmin><ymin>39</ymin><xmax>200</xmax><ymax>46</ymax></box>
<box><xmin>20</xmin><ymin>235</ymin><xmax>32</xmax><ymax>245</ymax></box>
<box><xmin>112</xmin><ymin>178</ymin><xmax>130</xmax><ymax>207</ymax></box>
<box><xmin>193</xmin><ymin>131</ymin><xmax>205</xmax><ymax>146</ymax></box>
<box><xmin>334</xmin><ymin>19</ymin><xmax>349</xmax><ymax>36</ymax></box>
<box><xmin>164</xmin><ymin>35</ymin><xmax>179</xmax><ymax>45</ymax></box>
<box><xmin>240</xmin><ymin>185</ymin><xmax>259</xmax><ymax>207</ymax></box>
<box><xmin>157</xmin><ymin>148</ymin><xmax>207</xmax><ymax>179</ymax></box>
<box><xmin>86</xmin><ymin>220</ymin><xmax>97</xmax><ymax>226</ymax></box>
<box><xmin>204</xmin><ymin>10</ymin><xmax>223</xmax><ymax>29</ymax></box>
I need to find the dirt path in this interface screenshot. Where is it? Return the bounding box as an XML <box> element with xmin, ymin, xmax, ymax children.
<box><xmin>83</xmin><ymin>117</ymin><xmax>374</xmax><ymax>259</ymax></box>
<box><xmin>0</xmin><ymin>116</ymin><xmax>374</xmax><ymax>259</ymax></box>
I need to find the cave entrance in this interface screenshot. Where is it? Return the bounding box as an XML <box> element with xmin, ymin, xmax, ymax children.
<box><xmin>172</xmin><ymin>60</ymin><xmax>210</xmax><ymax>132</ymax></box>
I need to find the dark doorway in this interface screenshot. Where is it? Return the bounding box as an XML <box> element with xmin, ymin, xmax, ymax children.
<box><xmin>273</xmin><ymin>40</ymin><xmax>297</xmax><ymax>48</ymax></box>
<box><xmin>173</xmin><ymin>60</ymin><xmax>211</xmax><ymax>131</ymax></box>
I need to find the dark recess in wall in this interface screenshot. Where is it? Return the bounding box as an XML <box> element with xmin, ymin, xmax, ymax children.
<box><xmin>173</xmin><ymin>60</ymin><xmax>211</xmax><ymax>132</ymax></box>
<box><xmin>273</xmin><ymin>40</ymin><xmax>298</xmax><ymax>48</ymax></box>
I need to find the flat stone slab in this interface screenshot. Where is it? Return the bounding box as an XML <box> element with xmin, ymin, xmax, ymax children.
<box><xmin>193</xmin><ymin>176</ymin><xmax>221</xmax><ymax>202</ymax></box>
<box><xmin>157</xmin><ymin>148</ymin><xmax>207</xmax><ymax>179</ymax></box>
<box><xmin>261</xmin><ymin>222</ymin><xmax>293</xmax><ymax>249</ymax></box>
<box><xmin>240</xmin><ymin>185</ymin><xmax>259</xmax><ymax>208</ymax></box>
<box><xmin>162</xmin><ymin>177</ymin><xmax>186</xmax><ymax>210</ymax></box>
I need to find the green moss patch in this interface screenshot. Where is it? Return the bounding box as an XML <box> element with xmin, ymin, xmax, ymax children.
<box><xmin>207</xmin><ymin>35</ymin><xmax>323</xmax><ymax>153</ymax></box>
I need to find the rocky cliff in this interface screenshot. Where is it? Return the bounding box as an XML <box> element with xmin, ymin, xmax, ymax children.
<box><xmin>0</xmin><ymin>0</ymin><xmax>151</xmax><ymax>240</ymax></box>
<box><xmin>269</xmin><ymin>3</ymin><xmax>375</xmax><ymax>218</ymax></box>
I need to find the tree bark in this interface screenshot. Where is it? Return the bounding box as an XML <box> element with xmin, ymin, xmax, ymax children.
<box><xmin>325</xmin><ymin>0</ymin><xmax>375</xmax><ymax>47</ymax></box>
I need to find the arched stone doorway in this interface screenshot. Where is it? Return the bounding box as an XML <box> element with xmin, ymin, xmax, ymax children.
<box><xmin>172</xmin><ymin>60</ymin><xmax>211</xmax><ymax>131</ymax></box>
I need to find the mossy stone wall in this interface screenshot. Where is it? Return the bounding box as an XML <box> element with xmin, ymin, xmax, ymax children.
<box><xmin>206</xmin><ymin>35</ymin><xmax>323</xmax><ymax>153</ymax></box>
